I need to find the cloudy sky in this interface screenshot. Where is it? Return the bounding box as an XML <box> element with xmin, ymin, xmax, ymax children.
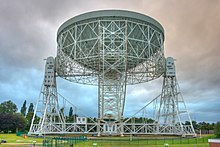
<box><xmin>0</xmin><ymin>0</ymin><xmax>219</xmax><ymax>123</ymax></box>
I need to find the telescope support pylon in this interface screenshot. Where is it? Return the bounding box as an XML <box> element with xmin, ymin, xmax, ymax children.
<box><xmin>156</xmin><ymin>57</ymin><xmax>195</xmax><ymax>136</ymax></box>
<box><xmin>29</xmin><ymin>57</ymin><xmax>65</xmax><ymax>135</ymax></box>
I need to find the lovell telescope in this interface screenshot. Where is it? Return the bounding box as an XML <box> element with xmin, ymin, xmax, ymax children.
<box><xmin>29</xmin><ymin>10</ymin><xmax>196</xmax><ymax>137</ymax></box>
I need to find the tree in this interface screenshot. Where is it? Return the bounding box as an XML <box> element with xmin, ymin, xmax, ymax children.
<box><xmin>0</xmin><ymin>113</ymin><xmax>26</xmax><ymax>133</ymax></box>
<box><xmin>13</xmin><ymin>113</ymin><xmax>27</xmax><ymax>132</ymax></box>
<box><xmin>192</xmin><ymin>120</ymin><xmax>199</xmax><ymax>130</ymax></box>
<box><xmin>69</xmin><ymin>107</ymin><xmax>73</xmax><ymax>118</ymax></box>
<box><xmin>214</xmin><ymin>122</ymin><xmax>220</xmax><ymax>137</ymax></box>
<box><xmin>185</xmin><ymin>120</ymin><xmax>198</xmax><ymax>130</ymax></box>
<box><xmin>20</xmin><ymin>100</ymin><xmax>27</xmax><ymax>116</ymax></box>
<box><xmin>198</xmin><ymin>122</ymin><xmax>209</xmax><ymax>130</ymax></box>
<box><xmin>27</xmin><ymin>103</ymin><xmax>34</xmax><ymax>113</ymax></box>
<box><xmin>60</xmin><ymin>107</ymin><xmax>64</xmax><ymax>116</ymax></box>
<box><xmin>26</xmin><ymin>103</ymin><xmax>34</xmax><ymax>130</ymax></box>
<box><xmin>147</xmin><ymin>118</ymin><xmax>155</xmax><ymax>123</ymax></box>
<box><xmin>68</xmin><ymin>107</ymin><xmax>73</xmax><ymax>122</ymax></box>
<box><xmin>0</xmin><ymin>100</ymin><xmax>17</xmax><ymax>114</ymax></box>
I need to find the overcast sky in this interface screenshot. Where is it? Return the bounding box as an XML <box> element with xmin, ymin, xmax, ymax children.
<box><xmin>0</xmin><ymin>0</ymin><xmax>219</xmax><ymax>123</ymax></box>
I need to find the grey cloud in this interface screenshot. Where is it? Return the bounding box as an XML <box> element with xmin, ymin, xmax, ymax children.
<box><xmin>156</xmin><ymin>0</ymin><xmax>220</xmax><ymax>92</ymax></box>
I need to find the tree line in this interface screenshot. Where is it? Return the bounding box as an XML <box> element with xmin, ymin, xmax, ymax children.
<box><xmin>0</xmin><ymin>100</ymin><xmax>79</xmax><ymax>133</ymax></box>
<box><xmin>0</xmin><ymin>100</ymin><xmax>35</xmax><ymax>133</ymax></box>
<box><xmin>0</xmin><ymin>100</ymin><xmax>219</xmax><ymax>137</ymax></box>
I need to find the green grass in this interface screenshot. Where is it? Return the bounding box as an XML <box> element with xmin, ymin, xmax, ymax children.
<box><xmin>76</xmin><ymin>140</ymin><xmax>209</xmax><ymax>147</ymax></box>
<box><xmin>0</xmin><ymin>134</ymin><xmax>214</xmax><ymax>147</ymax></box>
<box><xmin>77</xmin><ymin>142</ymin><xmax>209</xmax><ymax>147</ymax></box>
<box><xmin>0</xmin><ymin>133</ymin><xmax>43</xmax><ymax>144</ymax></box>
<box><xmin>75</xmin><ymin>135</ymin><xmax>212</xmax><ymax>147</ymax></box>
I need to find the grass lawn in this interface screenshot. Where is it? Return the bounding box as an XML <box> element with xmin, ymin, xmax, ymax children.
<box><xmin>0</xmin><ymin>133</ymin><xmax>43</xmax><ymax>145</ymax></box>
<box><xmin>75</xmin><ymin>140</ymin><xmax>209</xmax><ymax>147</ymax></box>
<box><xmin>75</xmin><ymin>135</ymin><xmax>211</xmax><ymax>147</ymax></box>
<box><xmin>77</xmin><ymin>141</ymin><xmax>209</xmax><ymax>147</ymax></box>
<box><xmin>0</xmin><ymin>134</ymin><xmax>213</xmax><ymax>147</ymax></box>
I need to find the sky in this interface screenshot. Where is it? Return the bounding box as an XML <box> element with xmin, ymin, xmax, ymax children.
<box><xmin>0</xmin><ymin>0</ymin><xmax>219</xmax><ymax>123</ymax></box>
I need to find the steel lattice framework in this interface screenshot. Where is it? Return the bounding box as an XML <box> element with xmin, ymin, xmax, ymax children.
<box><xmin>56</xmin><ymin>10</ymin><xmax>165</xmax><ymax>122</ymax></box>
<box><xmin>29</xmin><ymin>10</ymin><xmax>196</xmax><ymax>137</ymax></box>
<box><xmin>56</xmin><ymin>11</ymin><xmax>165</xmax><ymax>85</ymax></box>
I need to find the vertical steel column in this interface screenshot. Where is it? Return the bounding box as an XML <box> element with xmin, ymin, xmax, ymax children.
<box><xmin>97</xmin><ymin>20</ymin><xmax>101</xmax><ymax>136</ymax></box>
<box><xmin>97</xmin><ymin>21</ymin><xmax>127</xmax><ymax>135</ymax></box>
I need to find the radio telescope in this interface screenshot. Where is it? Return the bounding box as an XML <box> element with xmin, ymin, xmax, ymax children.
<box><xmin>56</xmin><ymin>10</ymin><xmax>164</xmax><ymax>122</ymax></box>
<box><xmin>29</xmin><ymin>10</ymin><xmax>195</xmax><ymax>136</ymax></box>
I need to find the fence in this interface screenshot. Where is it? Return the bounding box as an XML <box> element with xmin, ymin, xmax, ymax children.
<box><xmin>40</xmin><ymin>135</ymin><xmax>216</xmax><ymax>147</ymax></box>
<box><xmin>42</xmin><ymin>136</ymin><xmax>87</xmax><ymax>147</ymax></box>
<box><xmin>86</xmin><ymin>135</ymin><xmax>215</xmax><ymax>147</ymax></box>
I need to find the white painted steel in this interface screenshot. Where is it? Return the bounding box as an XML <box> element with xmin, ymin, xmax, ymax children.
<box><xmin>56</xmin><ymin>10</ymin><xmax>165</xmax><ymax>125</ymax></box>
<box><xmin>29</xmin><ymin>11</ymin><xmax>195</xmax><ymax>137</ymax></box>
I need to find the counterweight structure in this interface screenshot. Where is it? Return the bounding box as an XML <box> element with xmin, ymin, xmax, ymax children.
<box><xmin>29</xmin><ymin>10</ymin><xmax>195</xmax><ymax>136</ymax></box>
